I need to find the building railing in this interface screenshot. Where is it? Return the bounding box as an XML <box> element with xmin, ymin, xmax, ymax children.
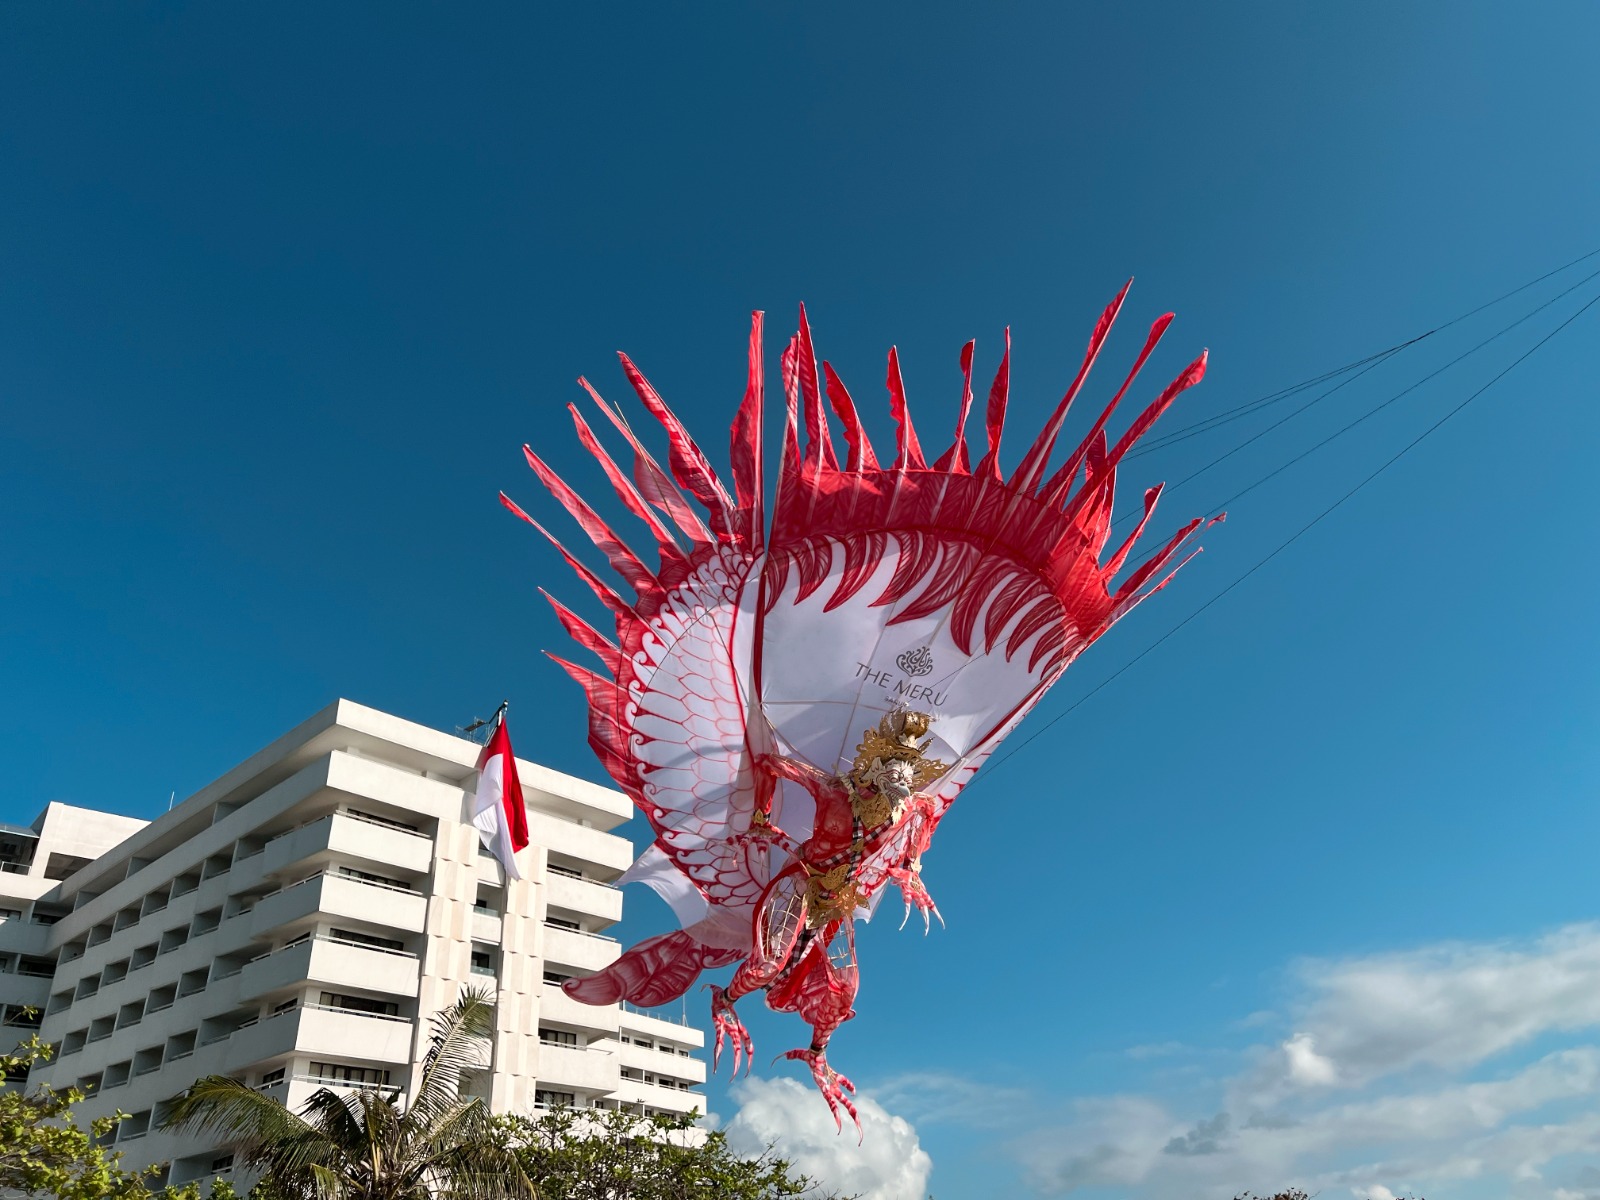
<box><xmin>541</xmin><ymin>1039</ymin><xmax>612</xmax><ymax>1054</ymax></box>
<box><xmin>290</xmin><ymin>1072</ymin><xmax>393</xmax><ymax>1092</ymax></box>
<box><xmin>340</xmin><ymin>809</ymin><xmax>430</xmax><ymax>839</ymax></box>
<box><xmin>249</xmin><ymin>934</ymin><xmax>418</xmax><ymax>965</ymax></box>
<box><xmin>544</xmin><ymin>924</ymin><xmax>618</xmax><ymax>943</ymax></box>
<box><xmin>618</xmin><ymin>1001</ymin><xmax>692</xmax><ymax>1027</ymax></box>
<box><xmin>267</xmin><ymin>808</ymin><xmax>432</xmax><ymax>848</ymax></box>
<box><xmin>547</xmin><ymin>865</ymin><xmax>622</xmax><ymax>891</ymax></box>
<box><xmin>256</xmin><ymin>869</ymin><xmax>423</xmax><ymax>904</ymax></box>
<box><xmin>303</xmin><ymin>1002</ymin><xmax>411</xmax><ymax>1025</ymax></box>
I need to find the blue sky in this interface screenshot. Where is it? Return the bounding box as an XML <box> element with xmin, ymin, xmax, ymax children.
<box><xmin>4</xmin><ymin>4</ymin><xmax>1600</xmax><ymax>1197</ymax></box>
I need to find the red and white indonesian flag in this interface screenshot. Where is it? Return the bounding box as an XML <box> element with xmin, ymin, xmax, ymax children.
<box><xmin>471</xmin><ymin>714</ymin><xmax>529</xmax><ymax>880</ymax></box>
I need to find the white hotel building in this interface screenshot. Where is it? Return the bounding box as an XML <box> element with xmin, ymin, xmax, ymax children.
<box><xmin>0</xmin><ymin>700</ymin><xmax>706</xmax><ymax>1186</ymax></box>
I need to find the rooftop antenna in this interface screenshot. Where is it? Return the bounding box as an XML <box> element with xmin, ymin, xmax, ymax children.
<box><xmin>457</xmin><ymin>700</ymin><xmax>509</xmax><ymax>745</ymax></box>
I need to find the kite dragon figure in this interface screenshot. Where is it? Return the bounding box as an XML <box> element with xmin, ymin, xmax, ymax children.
<box><xmin>503</xmin><ymin>287</ymin><xmax>1220</xmax><ymax>1131</ymax></box>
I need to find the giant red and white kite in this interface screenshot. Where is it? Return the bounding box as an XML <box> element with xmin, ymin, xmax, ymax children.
<box><xmin>504</xmin><ymin>288</ymin><xmax>1221</xmax><ymax>1130</ymax></box>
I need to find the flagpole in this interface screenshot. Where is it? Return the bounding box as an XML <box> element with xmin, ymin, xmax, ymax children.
<box><xmin>487</xmin><ymin>697</ymin><xmax>509</xmax><ymax>1103</ymax></box>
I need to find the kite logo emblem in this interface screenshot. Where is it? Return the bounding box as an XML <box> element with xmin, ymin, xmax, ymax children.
<box><xmin>896</xmin><ymin>646</ymin><xmax>934</xmax><ymax>677</ymax></box>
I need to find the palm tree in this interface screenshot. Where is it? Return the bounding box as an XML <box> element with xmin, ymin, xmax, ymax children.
<box><xmin>166</xmin><ymin>986</ymin><xmax>534</xmax><ymax>1200</ymax></box>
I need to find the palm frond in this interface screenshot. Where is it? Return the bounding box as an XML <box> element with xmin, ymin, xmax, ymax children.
<box><xmin>307</xmin><ymin>1161</ymin><xmax>349</xmax><ymax>1200</ymax></box>
<box><xmin>166</xmin><ymin>1076</ymin><xmax>327</xmax><ymax>1157</ymax></box>
<box><xmin>299</xmin><ymin>1086</ymin><xmax>368</xmax><ymax>1155</ymax></box>
<box><xmin>409</xmin><ymin>986</ymin><xmax>496</xmax><ymax>1125</ymax></box>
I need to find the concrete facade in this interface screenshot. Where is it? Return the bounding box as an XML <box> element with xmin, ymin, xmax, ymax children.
<box><xmin>0</xmin><ymin>700</ymin><xmax>706</xmax><ymax>1187</ymax></box>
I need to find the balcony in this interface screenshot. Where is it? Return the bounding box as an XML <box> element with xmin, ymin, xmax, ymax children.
<box><xmin>525</xmin><ymin>814</ymin><xmax>632</xmax><ymax>876</ymax></box>
<box><xmin>611</xmin><ymin>1039</ymin><xmax>707</xmax><ymax>1084</ymax></box>
<box><xmin>283</xmin><ymin>1072</ymin><xmax>395</xmax><ymax>1113</ymax></box>
<box><xmin>249</xmin><ymin>872</ymin><xmax>426</xmax><ymax>940</ymax></box>
<box><xmin>3</xmin><ymin>975</ymin><xmax>51</xmax><ymax>1010</ymax></box>
<box><xmin>618</xmin><ymin>1001</ymin><xmax>701</xmax><ymax>1035</ymax></box>
<box><xmin>262</xmin><ymin>809</ymin><xmax>432</xmax><ymax>880</ymax></box>
<box><xmin>240</xmin><ymin>935</ymin><xmax>419</xmax><ymax>1002</ymax></box>
<box><xmin>544</xmin><ymin>872</ymin><xmax>622</xmax><ymax>924</ymax></box>
<box><xmin>541</xmin><ymin>926</ymin><xmax>619</xmax><ymax>974</ymax></box>
<box><xmin>613</xmin><ymin>1076</ymin><xmax>708</xmax><ymax>1113</ymax></box>
<box><xmin>470</xmin><ymin>911</ymin><xmax>502</xmax><ymax>945</ymax></box>
<box><xmin>225</xmin><ymin>1003</ymin><xmax>413</xmax><ymax>1073</ymax></box>
<box><xmin>537</xmin><ymin>984</ymin><xmax>620</xmax><ymax>1036</ymax></box>
<box><xmin>533</xmin><ymin>1042</ymin><xmax>619</xmax><ymax>1094</ymax></box>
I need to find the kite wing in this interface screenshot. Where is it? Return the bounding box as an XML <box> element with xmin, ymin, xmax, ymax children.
<box><xmin>502</xmin><ymin>317</ymin><xmax>776</xmax><ymax>1003</ymax></box>
<box><xmin>510</xmin><ymin>292</ymin><xmax>1219</xmax><ymax>1016</ymax></box>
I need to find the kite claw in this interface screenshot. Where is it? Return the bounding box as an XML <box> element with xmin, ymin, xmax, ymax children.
<box><xmin>783</xmin><ymin>1047</ymin><xmax>861</xmax><ymax>1139</ymax></box>
<box><xmin>708</xmin><ymin>985</ymin><xmax>754</xmax><ymax>1076</ymax></box>
<box><xmin>888</xmin><ymin>866</ymin><xmax>940</xmax><ymax>934</ymax></box>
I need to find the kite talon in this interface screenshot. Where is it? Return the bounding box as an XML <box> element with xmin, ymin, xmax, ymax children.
<box><xmin>707</xmin><ymin>985</ymin><xmax>754</xmax><ymax>1076</ymax></box>
<box><xmin>783</xmin><ymin>1047</ymin><xmax>861</xmax><ymax>1139</ymax></box>
<box><xmin>888</xmin><ymin>866</ymin><xmax>939</xmax><ymax>933</ymax></box>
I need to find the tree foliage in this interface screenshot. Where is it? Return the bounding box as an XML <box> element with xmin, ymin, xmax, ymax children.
<box><xmin>499</xmin><ymin>1104</ymin><xmax>852</xmax><ymax>1200</ymax></box>
<box><xmin>166</xmin><ymin>987</ymin><xmax>532</xmax><ymax>1200</ymax></box>
<box><xmin>0</xmin><ymin>1032</ymin><xmax>161</xmax><ymax>1199</ymax></box>
<box><xmin>0</xmin><ymin>1030</ymin><xmax>273</xmax><ymax>1200</ymax></box>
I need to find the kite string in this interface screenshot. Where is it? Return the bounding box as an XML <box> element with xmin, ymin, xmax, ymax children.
<box><xmin>822</xmin><ymin>246</ymin><xmax>1600</xmax><ymax>769</ymax></box>
<box><xmin>925</xmin><ymin>244</ymin><xmax>1600</xmax><ymax>696</ymax></box>
<box><xmin>1130</xmin><ymin>242</ymin><xmax>1600</xmax><ymax>457</ymax></box>
<box><xmin>985</xmin><ymin>281</ymin><xmax>1600</xmax><ymax>779</ymax></box>
<box><xmin>1113</xmin><ymin>260</ymin><xmax>1600</xmax><ymax>532</ymax></box>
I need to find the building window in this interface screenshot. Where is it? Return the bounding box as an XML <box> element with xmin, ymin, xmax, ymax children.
<box><xmin>470</xmin><ymin>948</ymin><xmax>496</xmax><ymax>977</ymax></box>
<box><xmin>535</xmin><ymin>1090</ymin><xmax>575</xmax><ymax>1108</ymax></box>
<box><xmin>539</xmin><ymin>1028</ymin><xmax>577</xmax><ymax>1047</ymax></box>
<box><xmin>259</xmin><ymin>1068</ymin><xmax>285</xmax><ymax>1087</ymax></box>
<box><xmin>544</xmin><ymin>917</ymin><xmax>580</xmax><ymax>932</ymax></box>
<box><xmin>542</xmin><ymin>971</ymin><xmax>572</xmax><ymax>987</ymax></box>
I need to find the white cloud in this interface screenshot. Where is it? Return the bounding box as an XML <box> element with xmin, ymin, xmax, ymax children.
<box><xmin>892</xmin><ymin>923</ymin><xmax>1600</xmax><ymax>1199</ymax></box>
<box><xmin>723</xmin><ymin>1076</ymin><xmax>932</xmax><ymax>1200</ymax></box>
<box><xmin>1282</xmin><ymin>1032</ymin><xmax>1338</xmax><ymax>1086</ymax></box>
<box><xmin>1266</xmin><ymin>924</ymin><xmax>1600</xmax><ymax>1090</ymax></box>
<box><xmin>1010</xmin><ymin>1096</ymin><xmax>1180</xmax><ymax>1194</ymax></box>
